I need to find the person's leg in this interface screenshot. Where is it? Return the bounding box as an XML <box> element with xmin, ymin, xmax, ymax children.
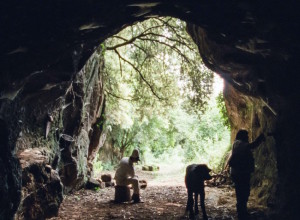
<box><xmin>232</xmin><ymin>174</ymin><xmax>244</xmax><ymax>219</ymax></box>
<box><xmin>124</xmin><ymin>178</ymin><xmax>141</xmax><ymax>202</ymax></box>
<box><xmin>235</xmin><ymin>174</ymin><xmax>250</xmax><ymax>219</ymax></box>
<box><xmin>125</xmin><ymin>178</ymin><xmax>140</xmax><ymax>194</ymax></box>
<box><xmin>241</xmin><ymin>175</ymin><xmax>251</xmax><ymax>215</ymax></box>
<box><xmin>235</xmin><ymin>183</ymin><xmax>243</xmax><ymax>218</ymax></box>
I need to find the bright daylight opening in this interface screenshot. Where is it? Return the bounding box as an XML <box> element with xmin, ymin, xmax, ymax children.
<box><xmin>54</xmin><ymin>18</ymin><xmax>255</xmax><ymax>220</ymax></box>
<box><xmin>93</xmin><ymin>17</ymin><xmax>231</xmax><ymax>185</ymax></box>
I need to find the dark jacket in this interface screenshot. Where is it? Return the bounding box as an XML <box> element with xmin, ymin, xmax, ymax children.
<box><xmin>229</xmin><ymin>140</ymin><xmax>255</xmax><ymax>175</ymax></box>
<box><xmin>229</xmin><ymin>134</ymin><xmax>264</xmax><ymax>175</ymax></box>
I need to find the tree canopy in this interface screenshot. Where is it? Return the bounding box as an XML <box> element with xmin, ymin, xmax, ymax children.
<box><xmin>103</xmin><ymin>17</ymin><xmax>213</xmax><ymax>118</ymax></box>
<box><xmin>97</xmin><ymin>17</ymin><xmax>230</xmax><ymax>171</ymax></box>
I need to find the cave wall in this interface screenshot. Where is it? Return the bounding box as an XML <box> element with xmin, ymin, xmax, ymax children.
<box><xmin>186</xmin><ymin>22</ymin><xmax>300</xmax><ymax>218</ymax></box>
<box><xmin>223</xmin><ymin>82</ymin><xmax>278</xmax><ymax>208</ymax></box>
<box><xmin>0</xmin><ymin>50</ymin><xmax>105</xmax><ymax>219</ymax></box>
<box><xmin>0</xmin><ymin>120</ymin><xmax>22</xmax><ymax>220</ymax></box>
<box><xmin>222</xmin><ymin>82</ymin><xmax>300</xmax><ymax>218</ymax></box>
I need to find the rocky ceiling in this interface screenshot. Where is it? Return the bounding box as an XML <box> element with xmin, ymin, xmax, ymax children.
<box><xmin>1</xmin><ymin>0</ymin><xmax>300</xmax><ymax>219</ymax></box>
<box><xmin>1</xmin><ymin>0</ymin><xmax>299</xmax><ymax>99</ymax></box>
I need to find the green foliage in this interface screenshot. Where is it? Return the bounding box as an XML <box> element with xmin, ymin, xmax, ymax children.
<box><xmin>108</xmin><ymin>121</ymin><xmax>141</xmax><ymax>158</ymax></box>
<box><xmin>93</xmin><ymin>154</ymin><xmax>116</xmax><ymax>173</ymax></box>
<box><xmin>93</xmin><ymin>154</ymin><xmax>103</xmax><ymax>175</ymax></box>
<box><xmin>102</xmin><ymin>97</ymin><xmax>230</xmax><ymax>172</ymax></box>
<box><xmin>137</xmin><ymin>105</ymin><xmax>230</xmax><ymax>173</ymax></box>
<box><xmin>101</xmin><ymin>162</ymin><xmax>115</xmax><ymax>171</ymax></box>
<box><xmin>216</xmin><ymin>93</ymin><xmax>231</xmax><ymax>129</ymax></box>
<box><xmin>94</xmin><ymin>187</ymin><xmax>101</xmax><ymax>192</ymax></box>
<box><xmin>100</xmin><ymin>43</ymin><xmax>106</xmax><ymax>55</ymax></box>
<box><xmin>134</xmin><ymin>115</ymin><xmax>177</xmax><ymax>157</ymax></box>
<box><xmin>96</xmin><ymin>119</ymin><xmax>104</xmax><ymax>128</ymax></box>
<box><xmin>103</xmin><ymin>17</ymin><xmax>213</xmax><ymax>118</ymax></box>
<box><xmin>94</xmin><ymin>17</ymin><xmax>230</xmax><ymax>173</ymax></box>
<box><xmin>170</xmin><ymin>97</ymin><xmax>230</xmax><ymax>171</ymax></box>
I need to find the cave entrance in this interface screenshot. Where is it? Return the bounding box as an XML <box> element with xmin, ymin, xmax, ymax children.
<box><xmin>95</xmin><ymin>72</ymin><xmax>230</xmax><ymax>181</ymax></box>
<box><xmin>65</xmin><ymin>17</ymin><xmax>257</xmax><ymax>220</ymax></box>
<box><xmin>92</xmin><ymin>17</ymin><xmax>231</xmax><ymax>178</ymax></box>
<box><xmin>51</xmin><ymin>15</ymin><xmax>242</xmax><ymax>218</ymax></box>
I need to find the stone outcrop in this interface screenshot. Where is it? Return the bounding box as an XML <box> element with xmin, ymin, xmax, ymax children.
<box><xmin>0</xmin><ymin>51</ymin><xmax>105</xmax><ymax>219</ymax></box>
<box><xmin>0</xmin><ymin>119</ymin><xmax>22</xmax><ymax>220</ymax></box>
<box><xmin>18</xmin><ymin>149</ymin><xmax>63</xmax><ymax>219</ymax></box>
<box><xmin>186</xmin><ymin>21</ymin><xmax>299</xmax><ymax>218</ymax></box>
<box><xmin>1</xmin><ymin>0</ymin><xmax>300</xmax><ymax>219</ymax></box>
<box><xmin>223</xmin><ymin>83</ymin><xmax>278</xmax><ymax>208</ymax></box>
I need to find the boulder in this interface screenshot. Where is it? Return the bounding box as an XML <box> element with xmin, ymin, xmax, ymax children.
<box><xmin>101</xmin><ymin>174</ymin><xmax>112</xmax><ymax>182</ymax></box>
<box><xmin>18</xmin><ymin>149</ymin><xmax>63</xmax><ymax>219</ymax></box>
<box><xmin>105</xmin><ymin>181</ymin><xmax>115</xmax><ymax>187</ymax></box>
<box><xmin>85</xmin><ymin>178</ymin><xmax>101</xmax><ymax>190</ymax></box>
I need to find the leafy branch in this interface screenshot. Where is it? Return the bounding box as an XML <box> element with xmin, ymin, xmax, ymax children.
<box><xmin>113</xmin><ymin>48</ymin><xmax>165</xmax><ymax>101</ymax></box>
<box><xmin>103</xmin><ymin>17</ymin><xmax>213</xmax><ymax>121</ymax></box>
<box><xmin>105</xmin><ymin>89</ymin><xmax>137</xmax><ymax>101</ymax></box>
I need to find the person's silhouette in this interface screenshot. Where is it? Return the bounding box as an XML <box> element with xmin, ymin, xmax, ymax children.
<box><xmin>228</xmin><ymin>130</ymin><xmax>265</xmax><ymax>219</ymax></box>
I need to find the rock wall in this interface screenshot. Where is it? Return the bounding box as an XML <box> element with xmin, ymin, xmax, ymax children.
<box><xmin>0</xmin><ymin>51</ymin><xmax>105</xmax><ymax>219</ymax></box>
<box><xmin>223</xmin><ymin>83</ymin><xmax>278</xmax><ymax>208</ymax></box>
<box><xmin>223</xmin><ymin>83</ymin><xmax>300</xmax><ymax>218</ymax></box>
<box><xmin>0</xmin><ymin>119</ymin><xmax>22</xmax><ymax>220</ymax></box>
<box><xmin>187</xmin><ymin>23</ymin><xmax>300</xmax><ymax>219</ymax></box>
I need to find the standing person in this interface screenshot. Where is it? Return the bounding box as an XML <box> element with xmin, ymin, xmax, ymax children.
<box><xmin>114</xmin><ymin>149</ymin><xmax>141</xmax><ymax>203</ymax></box>
<box><xmin>228</xmin><ymin>130</ymin><xmax>265</xmax><ymax>219</ymax></box>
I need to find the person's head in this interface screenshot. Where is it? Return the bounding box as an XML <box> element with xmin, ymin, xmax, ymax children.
<box><xmin>130</xmin><ymin>149</ymin><xmax>140</xmax><ymax>163</ymax></box>
<box><xmin>235</xmin><ymin>129</ymin><xmax>249</xmax><ymax>142</ymax></box>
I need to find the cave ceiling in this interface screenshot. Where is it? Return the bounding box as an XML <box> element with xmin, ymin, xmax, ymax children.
<box><xmin>1</xmin><ymin>0</ymin><xmax>300</xmax><ymax>99</ymax></box>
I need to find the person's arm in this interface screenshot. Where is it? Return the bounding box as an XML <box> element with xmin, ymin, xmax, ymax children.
<box><xmin>249</xmin><ymin>133</ymin><xmax>265</xmax><ymax>149</ymax></box>
<box><xmin>125</xmin><ymin>162</ymin><xmax>135</xmax><ymax>178</ymax></box>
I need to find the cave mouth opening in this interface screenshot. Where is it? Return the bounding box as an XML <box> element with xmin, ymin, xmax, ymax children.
<box><xmin>92</xmin><ymin>17</ymin><xmax>231</xmax><ymax>183</ymax></box>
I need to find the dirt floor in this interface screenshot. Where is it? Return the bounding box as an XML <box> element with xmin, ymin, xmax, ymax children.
<box><xmin>50</xmin><ymin>165</ymin><xmax>267</xmax><ymax>220</ymax></box>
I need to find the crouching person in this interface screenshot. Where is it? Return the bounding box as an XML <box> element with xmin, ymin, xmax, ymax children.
<box><xmin>114</xmin><ymin>149</ymin><xmax>141</xmax><ymax>203</ymax></box>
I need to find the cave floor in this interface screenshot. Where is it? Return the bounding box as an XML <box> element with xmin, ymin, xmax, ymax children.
<box><xmin>50</xmin><ymin>166</ymin><xmax>267</xmax><ymax>220</ymax></box>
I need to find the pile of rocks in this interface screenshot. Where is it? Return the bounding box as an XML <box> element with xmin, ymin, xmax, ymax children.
<box><xmin>85</xmin><ymin>174</ymin><xmax>115</xmax><ymax>190</ymax></box>
<box><xmin>142</xmin><ymin>165</ymin><xmax>160</xmax><ymax>171</ymax></box>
